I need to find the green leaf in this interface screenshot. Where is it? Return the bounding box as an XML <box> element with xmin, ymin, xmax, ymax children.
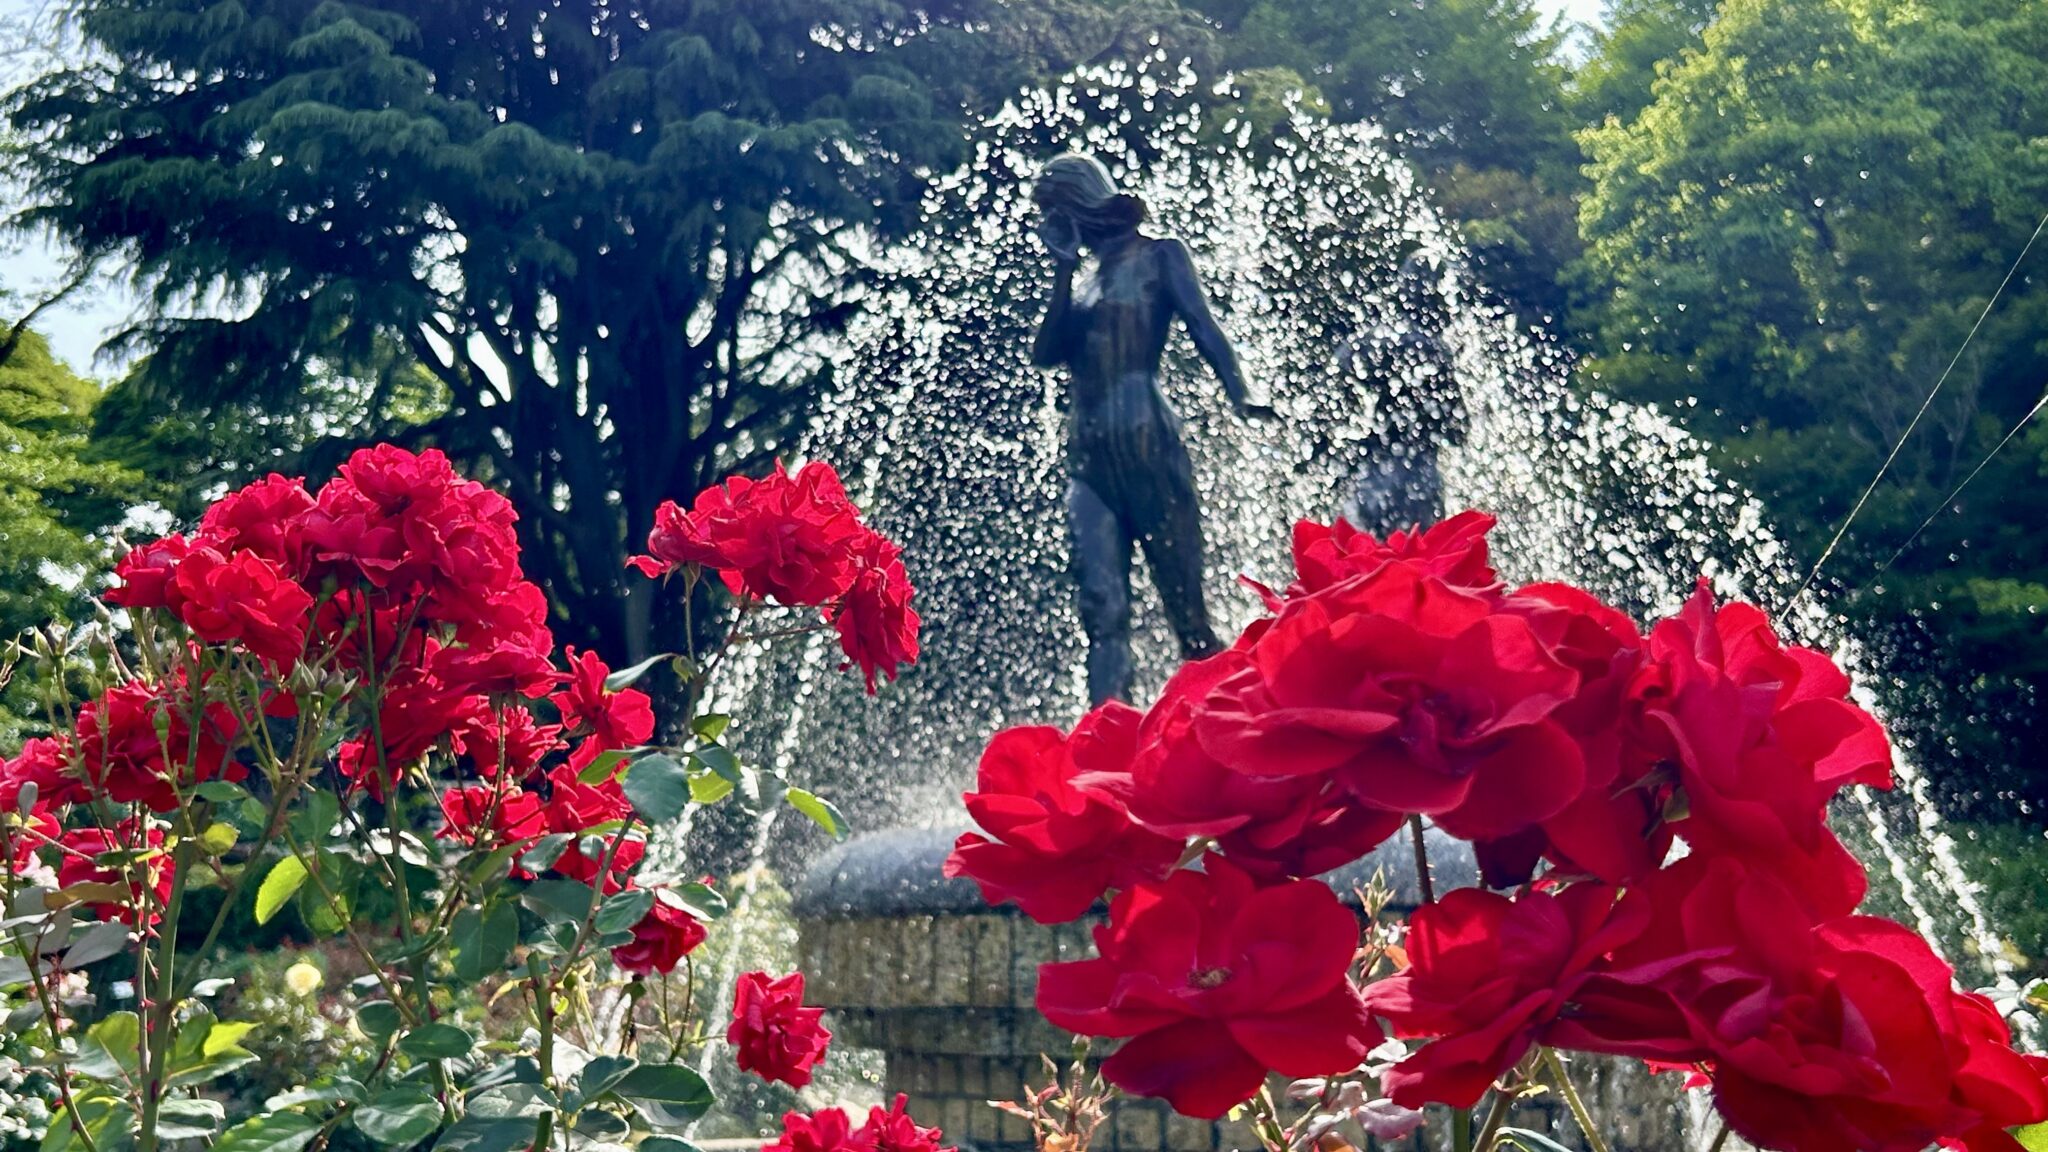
<box><xmin>517</xmin><ymin>833</ymin><xmax>574</xmax><ymax>873</ymax></box>
<box><xmin>213</xmin><ymin>1112</ymin><xmax>325</xmax><ymax>1152</ymax></box>
<box><xmin>577</xmin><ymin>746</ymin><xmax>639</xmax><ymax>784</ymax></box>
<box><xmin>609</xmin><ymin>1062</ymin><xmax>714</xmax><ymax>1130</ymax></box>
<box><xmin>433</xmin><ymin>1116</ymin><xmax>541</xmax><ymax>1152</ymax></box>
<box><xmin>265</xmin><ymin>1078</ymin><xmax>368</xmax><ymax>1111</ymax></box>
<box><xmin>157</xmin><ymin>1097</ymin><xmax>227</xmax><ymax>1140</ymax></box>
<box><xmin>594</xmin><ymin>889</ymin><xmax>655</xmax><ymax>936</ymax></box>
<box><xmin>292</xmin><ymin>790</ymin><xmax>342</xmax><ymax>845</ymax></box>
<box><xmin>61</xmin><ymin>921</ymin><xmax>131</xmax><ymax>968</ymax></box>
<box><xmin>622</xmin><ymin>754</ymin><xmax>690</xmax><ymax>825</ymax></box>
<box><xmin>167</xmin><ymin>1013</ymin><xmax>259</xmax><ymax>1087</ymax></box>
<box><xmin>690</xmin><ymin>713</ymin><xmax>731</xmax><ymax>741</ymax></box>
<box><xmin>640</xmin><ymin>1138</ymin><xmax>706</xmax><ymax>1152</ymax></box>
<box><xmin>604</xmin><ymin>653</ymin><xmax>674</xmax><ymax>691</ymax></box>
<box><xmin>578</xmin><ymin>1056</ymin><xmax>638</xmax><ymax>1100</ymax></box>
<box><xmin>674</xmin><ymin>882</ymin><xmax>728</xmax><ymax>921</ymax></box>
<box><xmin>194</xmin><ymin>780</ymin><xmax>253</xmax><ymax>805</ymax></box>
<box><xmin>399</xmin><ymin>1023</ymin><xmax>476</xmax><ymax>1061</ymax></box>
<box><xmin>693</xmin><ymin>744</ymin><xmax>742</xmax><ymax>784</ymax></box>
<box><xmin>521</xmin><ymin>878</ymin><xmax>598</xmax><ymax>926</ymax></box>
<box><xmin>73</xmin><ymin>1012</ymin><xmax>141</xmax><ymax>1081</ymax></box>
<box><xmin>450</xmin><ymin>903</ymin><xmax>518</xmax><ymax>984</ymax></box>
<box><xmin>687</xmin><ymin>767</ymin><xmax>733</xmax><ymax>806</ymax></box>
<box><xmin>41</xmin><ymin>1092</ymin><xmax>135</xmax><ymax>1152</ymax></box>
<box><xmin>255</xmin><ymin>856</ymin><xmax>309</xmax><ymax>926</ymax></box>
<box><xmin>299</xmin><ymin>856</ymin><xmax>359</xmax><ymax>937</ymax></box>
<box><xmin>2014</xmin><ymin>1123</ymin><xmax>2048</xmax><ymax>1152</ymax></box>
<box><xmin>784</xmin><ymin>787</ymin><xmax>850</xmax><ymax>841</ymax></box>
<box><xmin>199</xmin><ymin>821</ymin><xmax>239</xmax><ymax>856</ymax></box>
<box><xmin>352</xmin><ymin>1086</ymin><xmax>442</xmax><ymax>1146</ymax></box>
<box><xmin>355</xmin><ymin>1001</ymin><xmax>403</xmax><ymax>1045</ymax></box>
<box><xmin>1496</xmin><ymin>1129</ymin><xmax>1578</xmax><ymax>1152</ymax></box>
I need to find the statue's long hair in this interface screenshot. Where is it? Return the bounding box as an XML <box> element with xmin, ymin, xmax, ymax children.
<box><xmin>1031</xmin><ymin>153</ymin><xmax>1147</xmax><ymax>239</ymax></box>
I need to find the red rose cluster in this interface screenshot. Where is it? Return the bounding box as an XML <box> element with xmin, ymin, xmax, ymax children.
<box><xmin>3</xmin><ymin>446</ymin><xmax>744</xmax><ymax>970</ymax></box>
<box><xmin>946</xmin><ymin>511</ymin><xmax>2048</xmax><ymax>1149</ymax></box>
<box><xmin>628</xmin><ymin>461</ymin><xmax>920</xmax><ymax>691</ymax></box>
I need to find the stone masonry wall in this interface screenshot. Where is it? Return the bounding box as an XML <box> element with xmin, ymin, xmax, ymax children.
<box><xmin>796</xmin><ymin>910</ymin><xmax>1699</xmax><ymax>1152</ymax></box>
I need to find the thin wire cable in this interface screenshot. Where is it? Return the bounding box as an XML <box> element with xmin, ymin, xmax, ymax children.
<box><xmin>1875</xmin><ymin>382</ymin><xmax>2048</xmax><ymax>575</ymax></box>
<box><xmin>1778</xmin><ymin>209</ymin><xmax>2048</xmax><ymax>620</ymax></box>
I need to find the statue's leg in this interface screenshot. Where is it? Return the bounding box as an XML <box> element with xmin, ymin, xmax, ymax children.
<box><xmin>1136</xmin><ymin>440</ymin><xmax>1223</xmax><ymax>661</ymax></box>
<box><xmin>1068</xmin><ymin>477</ymin><xmax>1135</xmax><ymax>705</ymax></box>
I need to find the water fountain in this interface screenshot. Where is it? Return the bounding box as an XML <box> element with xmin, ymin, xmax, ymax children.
<box><xmin>684</xmin><ymin>55</ymin><xmax>2025</xmax><ymax>1149</ymax></box>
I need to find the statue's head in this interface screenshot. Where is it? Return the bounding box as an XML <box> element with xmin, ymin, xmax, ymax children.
<box><xmin>1032</xmin><ymin>153</ymin><xmax>1147</xmax><ymax>242</ymax></box>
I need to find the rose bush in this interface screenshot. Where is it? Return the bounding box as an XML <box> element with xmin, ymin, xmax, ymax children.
<box><xmin>0</xmin><ymin>448</ymin><xmax>948</xmax><ymax>1152</ymax></box>
<box><xmin>948</xmin><ymin>510</ymin><xmax>2048</xmax><ymax>1152</ymax></box>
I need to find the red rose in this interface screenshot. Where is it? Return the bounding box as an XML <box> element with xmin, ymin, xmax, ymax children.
<box><xmin>1194</xmin><ymin>561</ymin><xmax>1586</xmax><ymax>842</ymax></box>
<box><xmin>944</xmin><ymin>708</ymin><xmax>1182</xmax><ymax>923</ymax></box>
<box><xmin>1558</xmin><ymin>855</ymin><xmax>2048</xmax><ymax>1152</ymax></box>
<box><xmin>105</xmin><ymin>535</ymin><xmax>192</xmax><ymax>610</ymax></box>
<box><xmin>1472</xmin><ymin>583</ymin><xmax>1665</xmax><ymax>888</ymax></box>
<box><xmin>832</xmin><ymin>534</ymin><xmax>921</xmax><ymax>692</ymax></box>
<box><xmin>194</xmin><ymin>473</ymin><xmax>315</xmax><ymax>573</ymax></box>
<box><xmin>57</xmin><ymin>821</ymin><xmax>171</xmax><ymax>928</ymax></box>
<box><xmin>1635</xmin><ymin>583</ymin><xmax>1891</xmax><ymax>917</ymax></box>
<box><xmin>728</xmin><ymin>970</ymin><xmax>833</xmax><ymax>1088</ymax></box>
<box><xmin>339</xmin><ymin>666</ymin><xmax>488</xmax><ymax>799</ymax></box>
<box><xmin>432</xmin><ymin>630</ymin><xmax>559</xmax><ymax>699</ymax></box>
<box><xmin>860</xmin><ymin>1095</ymin><xmax>954</xmax><ymax>1152</ymax></box>
<box><xmin>1035</xmin><ymin>856</ymin><xmax>1380</xmax><ymax>1119</ymax></box>
<box><xmin>551</xmin><ymin>649</ymin><xmax>655</xmax><ymax>763</ymax></box>
<box><xmin>1117</xmin><ymin>659</ymin><xmax>1401</xmax><ymax>882</ymax></box>
<box><xmin>170</xmin><ymin>546</ymin><xmax>316</xmax><ymax>666</ymax></box>
<box><xmin>0</xmin><ymin>735</ymin><xmax>84</xmax><ymax>813</ymax></box>
<box><xmin>765</xmin><ymin>1108</ymin><xmax>862</xmax><ymax>1152</ymax></box>
<box><xmin>630</xmin><ymin>461</ymin><xmax>864</xmax><ymax>605</ymax></box>
<box><xmin>533</xmin><ymin>764</ymin><xmax>644</xmax><ymax>889</ymax></box>
<box><xmin>74</xmin><ymin>680</ymin><xmax>241</xmax><ymax>812</ymax></box>
<box><xmin>302</xmin><ymin>446</ymin><xmax>528</xmax><ymax>627</ymax></box>
<box><xmin>452</xmin><ymin>706</ymin><xmax>564</xmax><ymax>780</ymax></box>
<box><xmin>610</xmin><ymin>888</ymin><xmax>709</xmax><ymax>975</ymax></box>
<box><xmin>1362</xmin><ymin>884</ymin><xmax>1644</xmax><ymax>1108</ymax></box>
<box><xmin>437</xmin><ymin>783</ymin><xmax>546</xmax><ymax>849</ymax></box>
<box><xmin>1282</xmin><ymin>511</ymin><xmax>1500</xmax><ymax>601</ymax></box>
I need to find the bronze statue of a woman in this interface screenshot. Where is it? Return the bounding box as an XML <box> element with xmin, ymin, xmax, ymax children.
<box><xmin>1029</xmin><ymin>153</ymin><xmax>1268</xmax><ymax>706</ymax></box>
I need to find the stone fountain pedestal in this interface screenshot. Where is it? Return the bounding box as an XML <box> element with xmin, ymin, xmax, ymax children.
<box><xmin>796</xmin><ymin>825</ymin><xmax>1552</xmax><ymax>1152</ymax></box>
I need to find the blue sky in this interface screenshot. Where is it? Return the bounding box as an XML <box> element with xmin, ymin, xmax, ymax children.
<box><xmin>2</xmin><ymin>0</ymin><xmax>1609</xmax><ymax>376</ymax></box>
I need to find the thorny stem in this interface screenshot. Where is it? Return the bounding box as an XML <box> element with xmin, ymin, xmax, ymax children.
<box><xmin>1408</xmin><ymin>816</ymin><xmax>1435</xmax><ymax>905</ymax></box>
<box><xmin>1471</xmin><ymin>1084</ymin><xmax>1516</xmax><ymax>1152</ymax></box>
<box><xmin>1705</xmin><ymin>1124</ymin><xmax>1730</xmax><ymax>1152</ymax></box>
<box><xmin>23</xmin><ymin>934</ymin><xmax>102</xmax><ymax>1152</ymax></box>
<box><xmin>1542</xmin><ymin>1048</ymin><xmax>1611</xmax><ymax>1152</ymax></box>
<box><xmin>1452</xmin><ymin>1108</ymin><xmax>1473</xmax><ymax>1152</ymax></box>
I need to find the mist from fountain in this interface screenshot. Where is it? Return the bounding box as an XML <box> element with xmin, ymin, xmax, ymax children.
<box><xmin>680</xmin><ymin>56</ymin><xmax>2028</xmax><ymax>1077</ymax></box>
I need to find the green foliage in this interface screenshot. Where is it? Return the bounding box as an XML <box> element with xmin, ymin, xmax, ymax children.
<box><xmin>1571</xmin><ymin>0</ymin><xmax>1719</xmax><ymax>126</ymax></box>
<box><xmin>1950</xmin><ymin>821</ymin><xmax>2048</xmax><ymax>980</ymax></box>
<box><xmin>0</xmin><ymin>322</ymin><xmax>143</xmax><ymax>738</ymax></box>
<box><xmin>1573</xmin><ymin>0</ymin><xmax>2048</xmax><ymax>809</ymax></box>
<box><xmin>1184</xmin><ymin>0</ymin><xmax>1584</xmax><ymax>320</ymax></box>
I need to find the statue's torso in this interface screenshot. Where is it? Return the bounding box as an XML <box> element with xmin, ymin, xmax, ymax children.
<box><xmin>1065</xmin><ymin>237</ymin><xmax>1178</xmax><ymax>453</ymax></box>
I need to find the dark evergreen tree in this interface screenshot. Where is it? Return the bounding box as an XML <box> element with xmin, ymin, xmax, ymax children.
<box><xmin>4</xmin><ymin>0</ymin><xmax>1084</xmax><ymax>660</ymax></box>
